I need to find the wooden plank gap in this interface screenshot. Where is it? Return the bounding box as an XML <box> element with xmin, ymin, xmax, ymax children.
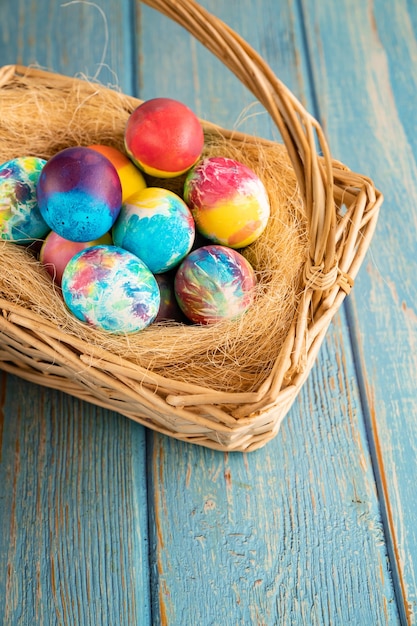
<box><xmin>345</xmin><ymin>299</ymin><xmax>412</xmax><ymax>626</ymax></box>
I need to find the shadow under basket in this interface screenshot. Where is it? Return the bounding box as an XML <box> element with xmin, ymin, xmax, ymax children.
<box><xmin>0</xmin><ymin>0</ymin><xmax>382</xmax><ymax>452</ymax></box>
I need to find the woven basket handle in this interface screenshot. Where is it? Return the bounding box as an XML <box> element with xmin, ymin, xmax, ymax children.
<box><xmin>142</xmin><ymin>0</ymin><xmax>337</xmax><ymax>281</ymax></box>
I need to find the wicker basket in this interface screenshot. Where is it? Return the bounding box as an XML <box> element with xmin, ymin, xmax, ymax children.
<box><xmin>0</xmin><ymin>0</ymin><xmax>382</xmax><ymax>452</ymax></box>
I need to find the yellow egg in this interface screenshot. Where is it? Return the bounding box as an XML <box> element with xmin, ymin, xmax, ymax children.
<box><xmin>89</xmin><ymin>144</ymin><xmax>147</xmax><ymax>202</ymax></box>
<box><xmin>184</xmin><ymin>156</ymin><xmax>270</xmax><ymax>248</ymax></box>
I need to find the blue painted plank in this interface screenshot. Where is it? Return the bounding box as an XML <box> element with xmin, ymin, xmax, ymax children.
<box><xmin>0</xmin><ymin>375</ymin><xmax>151</xmax><ymax>625</ymax></box>
<box><xmin>138</xmin><ymin>2</ymin><xmax>401</xmax><ymax>624</ymax></box>
<box><xmin>0</xmin><ymin>0</ymin><xmax>136</xmax><ymax>95</ymax></box>
<box><xmin>147</xmin><ymin>312</ymin><xmax>399</xmax><ymax>625</ymax></box>
<box><xmin>0</xmin><ymin>0</ymin><xmax>408</xmax><ymax>624</ymax></box>
<box><xmin>0</xmin><ymin>1</ymin><xmax>152</xmax><ymax>624</ymax></box>
<box><xmin>138</xmin><ymin>0</ymin><xmax>316</xmax><ymax>137</ymax></box>
<box><xmin>300</xmin><ymin>0</ymin><xmax>417</xmax><ymax>621</ymax></box>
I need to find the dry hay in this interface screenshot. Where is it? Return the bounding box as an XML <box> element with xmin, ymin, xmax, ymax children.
<box><xmin>0</xmin><ymin>67</ymin><xmax>309</xmax><ymax>393</ymax></box>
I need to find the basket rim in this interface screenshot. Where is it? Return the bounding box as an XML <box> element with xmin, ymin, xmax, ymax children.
<box><xmin>0</xmin><ymin>48</ymin><xmax>383</xmax><ymax>451</ymax></box>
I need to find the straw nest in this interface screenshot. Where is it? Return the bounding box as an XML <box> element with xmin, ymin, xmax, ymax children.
<box><xmin>0</xmin><ymin>66</ymin><xmax>308</xmax><ymax>395</ymax></box>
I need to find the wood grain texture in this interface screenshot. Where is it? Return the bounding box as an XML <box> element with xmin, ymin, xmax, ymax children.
<box><xmin>139</xmin><ymin>2</ymin><xmax>400</xmax><ymax>624</ymax></box>
<box><xmin>138</xmin><ymin>0</ymin><xmax>315</xmax><ymax>135</ymax></box>
<box><xmin>0</xmin><ymin>0</ymin><xmax>411</xmax><ymax>624</ymax></box>
<box><xmin>0</xmin><ymin>375</ymin><xmax>151</xmax><ymax>625</ymax></box>
<box><xmin>0</xmin><ymin>0</ymin><xmax>136</xmax><ymax>94</ymax></box>
<box><xmin>147</xmin><ymin>313</ymin><xmax>399</xmax><ymax>625</ymax></box>
<box><xmin>0</xmin><ymin>1</ymin><xmax>151</xmax><ymax>624</ymax></box>
<box><xmin>300</xmin><ymin>0</ymin><xmax>417</xmax><ymax>621</ymax></box>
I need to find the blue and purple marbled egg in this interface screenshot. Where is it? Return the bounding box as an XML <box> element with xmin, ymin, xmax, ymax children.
<box><xmin>112</xmin><ymin>187</ymin><xmax>195</xmax><ymax>274</ymax></box>
<box><xmin>36</xmin><ymin>146</ymin><xmax>122</xmax><ymax>242</ymax></box>
<box><xmin>174</xmin><ymin>245</ymin><xmax>257</xmax><ymax>324</ymax></box>
<box><xmin>0</xmin><ymin>156</ymin><xmax>50</xmax><ymax>243</ymax></box>
<box><xmin>61</xmin><ymin>244</ymin><xmax>160</xmax><ymax>333</ymax></box>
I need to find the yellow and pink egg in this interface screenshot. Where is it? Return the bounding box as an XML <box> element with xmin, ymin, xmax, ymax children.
<box><xmin>184</xmin><ymin>156</ymin><xmax>270</xmax><ymax>249</ymax></box>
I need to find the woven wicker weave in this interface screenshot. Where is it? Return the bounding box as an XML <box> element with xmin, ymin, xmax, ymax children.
<box><xmin>0</xmin><ymin>0</ymin><xmax>382</xmax><ymax>451</ymax></box>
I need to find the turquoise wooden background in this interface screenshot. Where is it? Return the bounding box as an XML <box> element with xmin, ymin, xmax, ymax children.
<box><xmin>0</xmin><ymin>0</ymin><xmax>416</xmax><ymax>624</ymax></box>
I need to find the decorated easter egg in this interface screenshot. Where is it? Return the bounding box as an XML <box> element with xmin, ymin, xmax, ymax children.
<box><xmin>36</xmin><ymin>146</ymin><xmax>122</xmax><ymax>242</ymax></box>
<box><xmin>0</xmin><ymin>156</ymin><xmax>50</xmax><ymax>243</ymax></box>
<box><xmin>174</xmin><ymin>245</ymin><xmax>257</xmax><ymax>324</ymax></box>
<box><xmin>61</xmin><ymin>245</ymin><xmax>160</xmax><ymax>333</ymax></box>
<box><xmin>112</xmin><ymin>187</ymin><xmax>195</xmax><ymax>274</ymax></box>
<box><xmin>154</xmin><ymin>272</ymin><xmax>187</xmax><ymax>323</ymax></box>
<box><xmin>124</xmin><ymin>97</ymin><xmax>204</xmax><ymax>178</ymax></box>
<box><xmin>88</xmin><ymin>144</ymin><xmax>147</xmax><ymax>202</ymax></box>
<box><xmin>184</xmin><ymin>156</ymin><xmax>270</xmax><ymax>248</ymax></box>
<box><xmin>40</xmin><ymin>230</ymin><xmax>112</xmax><ymax>286</ymax></box>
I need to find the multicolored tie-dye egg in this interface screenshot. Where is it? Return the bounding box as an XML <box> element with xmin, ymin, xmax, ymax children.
<box><xmin>174</xmin><ymin>245</ymin><xmax>257</xmax><ymax>324</ymax></box>
<box><xmin>40</xmin><ymin>230</ymin><xmax>112</xmax><ymax>286</ymax></box>
<box><xmin>112</xmin><ymin>187</ymin><xmax>195</xmax><ymax>274</ymax></box>
<box><xmin>184</xmin><ymin>156</ymin><xmax>270</xmax><ymax>249</ymax></box>
<box><xmin>124</xmin><ymin>98</ymin><xmax>204</xmax><ymax>178</ymax></box>
<box><xmin>61</xmin><ymin>245</ymin><xmax>160</xmax><ymax>333</ymax></box>
<box><xmin>0</xmin><ymin>156</ymin><xmax>50</xmax><ymax>243</ymax></box>
<box><xmin>36</xmin><ymin>146</ymin><xmax>122</xmax><ymax>242</ymax></box>
<box><xmin>88</xmin><ymin>144</ymin><xmax>147</xmax><ymax>202</ymax></box>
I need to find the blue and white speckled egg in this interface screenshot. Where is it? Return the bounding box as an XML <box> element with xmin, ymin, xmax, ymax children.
<box><xmin>61</xmin><ymin>244</ymin><xmax>160</xmax><ymax>333</ymax></box>
<box><xmin>112</xmin><ymin>187</ymin><xmax>195</xmax><ymax>274</ymax></box>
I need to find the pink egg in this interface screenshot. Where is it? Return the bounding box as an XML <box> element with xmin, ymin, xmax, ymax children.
<box><xmin>125</xmin><ymin>98</ymin><xmax>204</xmax><ymax>178</ymax></box>
<box><xmin>40</xmin><ymin>230</ymin><xmax>112</xmax><ymax>286</ymax></box>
